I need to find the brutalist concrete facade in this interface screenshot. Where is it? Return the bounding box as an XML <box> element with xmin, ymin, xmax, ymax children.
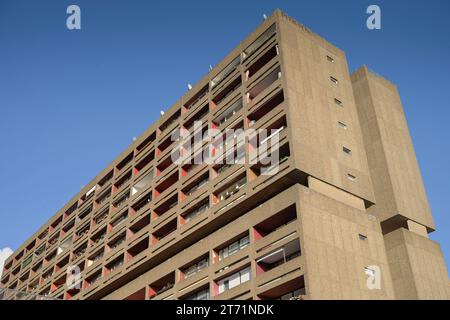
<box><xmin>1</xmin><ymin>10</ymin><xmax>448</xmax><ymax>300</ymax></box>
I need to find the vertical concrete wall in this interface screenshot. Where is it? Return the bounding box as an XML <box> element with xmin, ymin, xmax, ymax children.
<box><xmin>351</xmin><ymin>66</ymin><xmax>434</xmax><ymax>229</ymax></box>
<box><xmin>276</xmin><ymin>13</ymin><xmax>375</xmax><ymax>204</ymax></box>
<box><xmin>384</xmin><ymin>228</ymin><xmax>450</xmax><ymax>299</ymax></box>
<box><xmin>297</xmin><ymin>184</ymin><xmax>395</xmax><ymax>299</ymax></box>
<box><xmin>352</xmin><ymin>66</ymin><xmax>448</xmax><ymax>299</ymax></box>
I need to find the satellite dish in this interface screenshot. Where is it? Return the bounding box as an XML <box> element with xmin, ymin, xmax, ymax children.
<box><xmin>187</xmin><ymin>83</ymin><xmax>193</xmax><ymax>90</ymax></box>
<box><xmin>263</xmin><ymin>14</ymin><xmax>267</xmax><ymax>20</ymax></box>
<box><xmin>160</xmin><ymin>110</ymin><xmax>165</xmax><ymax>116</ymax></box>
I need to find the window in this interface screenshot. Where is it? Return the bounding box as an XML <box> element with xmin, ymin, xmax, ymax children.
<box><xmin>216</xmin><ymin>176</ymin><xmax>247</xmax><ymax>202</ymax></box>
<box><xmin>343</xmin><ymin>146</ymin><xmax>352</xmax><ymax>155</ymax></box>
<box><xmin>217</xmin><ymin>266</ymin><xmax>251</xmax><ymax>294</ymax></box>
<box><xmin>182</xmin><ymin>256</ymin><xmax>209</xmax><ymax>279</ymax></box>
<box><xmin>182</xmin><ymin>200</ymin><xmax>209</xmax><ymax>223</ymax></box>
<box><xmin>334</xmin><ymin>98</ymin><xmax>343</xmax><ymax>107</ymax></box>
<box><xmin>278</xmin><ymin>288</ymin><xmax>304</xmax><ymax>300</ymax></box>
<box><xmin>364</xmin><ymin>266</ymin><xmax>376</xmax><ymax>277</ymax></box>
<box><xmin>338</xmin><ymin>121</ymin><xmax>347</xmax><ymax>129</ymax></box>
<box><xmin>330</xmin><ymin>76</ymin><xmax>338</xmax><ymax>84</ymax></box>
<box><xmin>185</xmin><ymin>288</ymin><xmax>210</xmax><ymax>300</ymax></box>
<box><xmin>218</xmin><ymin>235</ymin><xmax>250</xmax><ymax>261</ymax></box>
<box><xmin>358</xmin><ymin>234</ymin><xmax>367</xmax><ymax>241</ymax></box>
<box><xmin>347</xmin><ymin>174</ymin><xmax>357</xmax><ymax>181</ymax></box>
<box><xmin>326</xmin><ymin>55</ymin><xmax>335</xmax><ymax>63</ymax></box>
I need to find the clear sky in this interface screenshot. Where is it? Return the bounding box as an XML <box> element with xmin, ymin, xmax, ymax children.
<box><xmin>0</xmin><ymin>0</ymin><xmax>449</xmax><ymax>271</ymax></box>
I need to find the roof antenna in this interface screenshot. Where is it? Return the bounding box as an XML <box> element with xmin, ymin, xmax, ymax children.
<box><xmin>209</xmin><ymin>64</ymin><xmax>213</xmax><ymax>71</ymax></box>
<box><xmin>263</xmin><ymin>14</ymin><xmax>267</xmax><ymax>20</ymax></box>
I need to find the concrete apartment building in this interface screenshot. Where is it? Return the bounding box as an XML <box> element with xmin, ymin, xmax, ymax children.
<box><xmin>1</xmin><ymin>10</ymin><xmax>449</xmax><ymax>300</ymax></box>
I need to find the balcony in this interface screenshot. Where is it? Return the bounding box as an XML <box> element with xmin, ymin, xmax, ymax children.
<box><xmin>245</xmin><ymin>45</ymin><xmax>278</xmax><ymax>80</ymax></box>
<box><xmin>253</xmin><ymin>205</ymin><xmax>297</xmax><ymax>241</ymax></box>
<box><xmin>155</xmin><ymin>170</ymin><xmax>178</xmax><ymax>200</ymax></box>
<box><xmin>135</xmin><ymin>131</ymin><xmax>156</xmax><ymax>156</ymax></box>
<box><xmin>126</xmin><ymin>237</ymin><xmax>149</xmax><ymax>264</ymax></box>
<box><xmin>134</xmin><ymin>150</ymin><xmax>154</xmax><ymax>177</ymax></box>
<box><xmin>180</xmin><ymin>198</ymin><xmax>209</xmax><ymax>225</ymax></box>
<box><xmin>183</xmin><ymin>287</ymin><xmax>210</xmax><ymax>300</ymax></box>
<box><xmin>211</xmin><ymin>56</ymin><xmax>240</xmax><ymax>90</ymax></box>
<box><xmin>212</xmin><ymin>76</ymin><xmax>241</xmax><ymax>108</ymax></box>
<box><xmin>113</xmin><ymin>170</ymin><xmax>132</xmax><ymax>193</ymax></box>
<box><xmin>159</xmin><ymin>110</ymin><xmax>181</xmax><ymax>136</ymax></box>
<box><xmin>90</xmin><ymin>227</ymin><xmax>107</xmax><ymax>248</ymax></box>
<box><xmin>93</xmin><ymin>208</ymin><xmax>109</xmax><ymax>228</ymax></box>
<box><xmin>112</xmin><ymin>189</ymin><xmax>130</xmax><ymax>210</ymax></box>
<box><xmin>116</xmin><ymin>152</ymin><xmax>133</xmax><ymax>175</ymax></box>
<box><xmin>215</xmin><ymin>234</ymin><xmax>250</xmax><ymax>263</ymax></box>
<box><xmin>131</xmin><ymin>170</ymin><xmax>153</xmax><ymax>196</ymax></box>
<box><xmin>131</xmin><ymin>191</ymin><xmax>152</xmax><ymax>215</ymax></box>
<box><xmin>86</xmin><ymin>248</ymin><xmax>104</xmax><ymax>268</ymax></box>
<box><xmin>72</xmin><ymin>242</ymin><xmax>88</xmax><ymax>261</ymax></box>
<box><xmin>246</xmin><ymin>66</ymin><xmax>281</xmax><ymax>104</ymax></box>
<box><xmin>183</xmin><ymin>84</ymin><xmax>209</xmax><ymax>112</ymax></box>
<box><xmin>180</xmin><ymin>255</ymin><xmax>209</xmax><ymax>280</ymax></box>
<box><xmin>107</xmin><ymin>232</ymin><xmax>126</xmax><ymax>253</ymax></box>
<box><xmin>257</xmin><ymin>275</ymin><xmax>305</xmax><ymax>300</ymax></box>
<box><xmin>109</xmin><ymin>210</ymin><xmax>128</xmax><ymax>233</ymax></box>
<box><xmin>76</xmin><ymin>204</ymin><xmax>92</xmax><ymax>224</ymax></box>
<box><xmin>105</xmin><ymin>254</ymin><xmax>124</xmax><ymax>277</ymax></box>
<box><xmin>74</xmin><ymin>223</ymin><xmax>90</xmax><ymax>243</ymax></box>
<box><xmin>256</xmin><ymin>239</ymin><xmax>301</xmax><ymax>275</ymax></box>
<box><xmin>181</xmin><ymin>173</ymin><xmax>209</xmax><ymax>199</ymax></box>
<box><xmin>248</xmin><ymin>90</ymin><xmax>284</xmax><ymax>127</ymax></box>
<box><xmin>242</xmin><ymin>24</ymin><xmax>276</xmax><ymax>61</ymax></box>
<box><xmin>128</xmin><ymin>214</ymin><xmax>150</xmax><ymax>239</ymax></box>
<box><xmin>154</xmin><ymin>192</ymin><xmax>177</xmax><ymax>220</ymax></box>
<box><xmin>61</xmin><ymin>219</ymin><xmax>75</xmax><ymax>239</ymax></box>
<box><xmin>148</xmin><ymin>272</ymin><xmax>175</xmax><ymax>300</ymax></box>
<box><xmin>84</xmin><ymin>269</ymin><xmax>102</xmax><ymax>290</ymax></box>
<box><xmin>95</xmin><ymin>188</ymin><xmax>111</xmax><ymax>208</ymax></box>
<box><xmin>183</xmin><ymin>103</ymin><xmax>209</xmax><ymax>131</ymax></box>
<box><xmin>152</xmin><ymin>218</ymin><xmax>177</xmax><ymax>245</ymax></box>
<box><xmin>97</xmin><ymin>170</ymin><xmax>113</xmax><ymax>191</ymax></box>
<box><xmin>213</xmin><ymin>175</ymin><xmax>247</xmax><ymax>204</ymax></box>
<box><xmin>214</xmin><ymin>266</ymin><xmax>251</xmax><ymax>297</ymax></box>
<box><xmin>212</xmin><ymin>98</ymin><xmax>243</xmax><ymax>128</ymax></box>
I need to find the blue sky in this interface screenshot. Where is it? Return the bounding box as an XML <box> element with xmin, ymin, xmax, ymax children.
<box><xmin>0</xmin><ymin>0</ymin><xmax>449</xmax><ymax>270</ymax></box>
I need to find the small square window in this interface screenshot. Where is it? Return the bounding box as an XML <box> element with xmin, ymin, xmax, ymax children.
<box><xmin>347</xmin><ymin>174</ymin><xmax>357</xmax><ymax>181</ymax></box>
<box><xmin>338</xmin><ymin>121</ymin><xmax>347</xmax><ymax>130</ymax></box>
<box><xmin>334</xmin><ymin>98</ymin><xmax>343</xmax><ymax>107</ymax></box>
<box><xmin>358</xmin><ymin>234</ymin><xmax>367</xmax><ymax>241</ymax></box>
<box><xmin>343</xmin><ymin>147</ymin><xmax>352</xmax><ymax>155</ymax></box>
<box><xmin>330</xmin><ymin>76</ymin><xmax>338</xmax><ymax>84</ymax></box>
<box><xmin>327</xmin><ymin>55</ymin><xmax>335</xmax><ymax>63</ymax></box>
<box><xmin>364</xmin><ymin>267</ymin><xmax>375</xmax><ymax>277</ymax></box>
